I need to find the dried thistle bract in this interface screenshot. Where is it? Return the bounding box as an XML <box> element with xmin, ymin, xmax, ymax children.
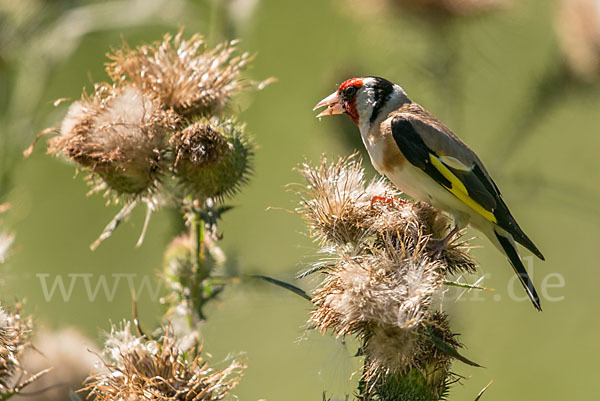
<box><xmin>0</xmin><ymin>304</ymin><xmax>31</xmax><ymax>390</ymax></box>
<box><xmin>296</xmin><ymin>156</ymin><xmax>475</xmax><ymax>393</ymax></box>
<box><xmin>86</xmin><ymin>322</ymin><xmax>244</xmax><ymax>401</ymax></box>
<box><xmin>41</xmin><ymin>30</ymin><xmax>267</xmax><ymax>249</ymax></box>
<box><xmin>107</xmin><ymin>31</ymin><xmax>255</xmax><ymax>117</ymax></box>
<box><xmin>297</xmin><ymin>155</ymin><xmax>475</xmax><ymax>272</ymax></box>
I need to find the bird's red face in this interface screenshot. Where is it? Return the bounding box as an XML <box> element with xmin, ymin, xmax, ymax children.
<box><xmin>313</xmin><ymin>78</ymin><xmax>365</xmax><ymax>124</ymax></box>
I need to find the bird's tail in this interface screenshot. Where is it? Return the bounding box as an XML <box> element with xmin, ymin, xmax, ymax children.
<box><xmin>492</xmin><ymin>227</ymin><xmax>542</xmax><ymax>311</ymax></box>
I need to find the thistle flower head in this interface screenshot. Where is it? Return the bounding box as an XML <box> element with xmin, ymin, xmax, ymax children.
<box><xmin>297</xmin><ymin>156</ymin><xmax>475</xmax><ymax>385</ymax></box>
<box><xmin>106</xmin><ymin>31</ymin><xmax>256</xmax><ymax>117</ymax></box>
<box><xmin>87</xmin><ymin>321</ymin><xmax>244</xmax><ymax>401</ymax></box>
<box><xmin>556</xmin><ymin>0</ymin><xmax>600</xmax><ymax>81</ymax></box>
<box><xmin>298</xmin><ymin>155</ymin><xmax>475</xmax><ymax>272</ymax></box>
<box><xmin>364</xmin><ymin>311</ymin><xmax>458</xmax><ymax>396</ymax></box>
<box><xmin>171</xmin><ymin>118</ymin><xmax>254</xmax><ymax>202</ymax></box>
<box><xmin>49</xmin><ymin>85</ymin><xmax>179</xmax><ymax>197</ymax></box>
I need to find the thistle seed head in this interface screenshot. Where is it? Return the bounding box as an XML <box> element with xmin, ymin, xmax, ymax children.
<box><xmin>365</xmin><ymin>311</ymin><xmax>461</xmax><ymax>382</ymax></box>
<box><xmin>297</xmin><ymin>155</ymin><xmax>475</xmax><ymax>272</ymax></box>
<box><xmin>87</xmin><ymin>321</ymin><xmax>244</xmax><ymax>401</ymax></box>
<box><xmin>49</xmin><ymin>85</ymin><xmax>179</xmax><ymax>197</ymax></box>
<box><xmin>171</xmin><ymin>118</ymin><xmax>254</xmax><ymax>202</ymax></box>
<box><xmin>0</xmin><ymin>304</ymin><xmax>31</xmax><ymax>389</ymax></box>
<box><xmin>106</xmin><ymin>31</ymin><xmax>256</xmax><ymax>117</ymax></box>
<box><xmin>297</xmin><ymin>156</ymin><xmax>475</xmax><ymax>380</ymax></box>
<box><xmin>310</xmin><ymin>241</ymin><xmax>445</xmax><ymax>337</ymax></box>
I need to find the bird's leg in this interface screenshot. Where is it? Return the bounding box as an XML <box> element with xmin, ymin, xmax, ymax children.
<box><xmin>370</xmin><ymin>196</ymin><xmax>406</xmax><ymax>208</ymax></box>
<box><xmin>430</xmin><ymin>225</ymin><xmax>460</xmax><ymax>257</ymax></box>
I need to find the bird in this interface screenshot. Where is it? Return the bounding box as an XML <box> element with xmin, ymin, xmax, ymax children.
<box><xmin>313</xmin><ymin>76</ymin><xmax>545</xmax><ymax>311</ymax></box>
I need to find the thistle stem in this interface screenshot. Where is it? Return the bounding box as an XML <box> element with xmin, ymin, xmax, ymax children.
<box><xmin>190</xmin><ymin>209</ymin><xmax>207</xmax><ymax>321</ymax></box>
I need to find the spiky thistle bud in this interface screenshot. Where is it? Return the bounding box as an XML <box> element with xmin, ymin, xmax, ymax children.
<box><xmin>86</xmin><ymin>321</ymin><xmax>244</xmax><ymax>401</ymax></box>
<box><xmin>163</xmin><ymin>233</ymin><xmax>197</xmax><ymax>296</ymax></box>
<box><xmin>163</xmin><ymin>232</ymin><xmax>226</xmax><ymax>295</ymax></box>
<box><xmin>48</xmin><ymin>85</ymin><xmax>179</xmax><ymax>197</ymax></box>
<box><xmin>106</xmin><ymin>31</ymin><xmax>260</xmax><ymax>117</ymax></box>
<box><xmin>297</xmin><ymin>155</ymin><xmax>476</xmax><ymax>398</ymax></box>
<box><xmin>161</xmin><ymin>231</ymin><xmax>227</xmax><ymax>328</ymax></box>
<box><xmin>171</xmin><ymin>118</ymin><xmax>253</xmax><ymax>201</ymax></box>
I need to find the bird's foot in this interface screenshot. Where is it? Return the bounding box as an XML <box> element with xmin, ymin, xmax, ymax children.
<box><xmin>430</xmin><ymin>226</ymin><xmax>460</xmax><ymax>258</ymax></box>
<box><xmin>369</xmin><ymin>195</ymin><xmax>406</xmax><ymax>208</ymax></box>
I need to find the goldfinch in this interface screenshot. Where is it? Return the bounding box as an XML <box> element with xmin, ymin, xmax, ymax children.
<box><xmin>314</xmin><ymin>77</ymin><xmax>545</xmax><ymax>311</ymax></box>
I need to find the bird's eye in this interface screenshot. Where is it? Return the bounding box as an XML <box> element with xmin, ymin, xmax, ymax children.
<box><xmin>345</xmin><ymin>86</ymin><xmax>358</xmax><ymax>97</ymax></box>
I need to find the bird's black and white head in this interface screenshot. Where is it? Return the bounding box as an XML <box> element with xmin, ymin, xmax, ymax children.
<box><xmin>313</xmin><ymin>77</ymin><xmax>410</xmax><ymax>134</ymax></box>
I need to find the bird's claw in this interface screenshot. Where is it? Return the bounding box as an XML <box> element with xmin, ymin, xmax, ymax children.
<box><xmin>430</xmin><ymin>226</ymin><xmax>460</xmax><ymax>258</ymax></box>
<box><xmin>370</xmin><ymin>195</ymin><xmax>406</xmax><ymax>208</ymax></box>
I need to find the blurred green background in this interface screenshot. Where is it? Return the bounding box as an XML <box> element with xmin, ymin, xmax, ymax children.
<box><xmin>1</xmin><ymin>0</ymin><xmax>599</xmax><ymax>400</ymax></box>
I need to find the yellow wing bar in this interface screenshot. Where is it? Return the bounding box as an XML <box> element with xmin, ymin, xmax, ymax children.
<box><xmin>429</xmin><ymin>154</ymin><xmax>497</xmax><ymax>224</ymax></box>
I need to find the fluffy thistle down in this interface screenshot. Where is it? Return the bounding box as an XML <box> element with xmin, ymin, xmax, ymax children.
<box><xmin>296</xmin><ymin>156</ymin><xmax>475</xmax><ymax>396</ymax></box>
<box><xmin>106</xmin><ymin>31</ymin><xmax>264</xmax><ymax>117</ymax></box>
<box><xmin>556</xmin><ymin>0</ymin><xmax>600</xmax><ymax>81</ymax></box>
<box><xmin>86</xmin><ymin>322</ymin><xmax>244</xmax><ymax>401</ymax></box>
<box><xmin>171</xmin><ymin>118</ymin><xmax>254</xmax><ymax>201</ymax></box>
<box><xmin>48</xmin><ymin>85</ymin><xmax>179</xmax><ymax>197</ymax></box>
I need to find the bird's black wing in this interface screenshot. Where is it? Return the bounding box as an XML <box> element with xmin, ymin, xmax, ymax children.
<box><xmin>390</xmin><ymin>115</ymin><xmax>544</xmax><ymax>260</ymax></box>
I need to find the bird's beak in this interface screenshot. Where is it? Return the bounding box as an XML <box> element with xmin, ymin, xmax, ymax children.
<box><xmin>313</xmin><ymin>91</ymin><xmax>344</xmax><ymax>118</ymax></box>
